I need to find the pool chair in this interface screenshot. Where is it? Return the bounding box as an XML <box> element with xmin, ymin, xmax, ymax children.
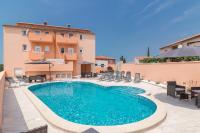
<box><xmin>21</xmin><ymin>124</ymin><xmax>48</xmax><ymax>133</ymax></box>
<box><xmin>125</xmin><ymin>71</ymin><xmax>132</xmax><ymax>82</ymax></box>
<box><xmin>5</xmin><ymin>77</ymin><xmax>19</xmax><ymax>88</ymax></box>
<box><xmin>115</xmin><ymin>71</ymin><xmax>122</xmax><ymax>82</ymax></box>
<box><xmin>107</xmin><ymin>72</ymin><xmax>115</xmax><ymax>82</ymax></box>
<box><xmin>121</xmin><ymin>71</ymin><xmax>125</xmax><ymax>79</ymax></box>
<box><xmin>134</xmin><ymin>73</ymin><xmax>141</xmax><ymax>83</ymax></box>
<box><xmin>16</xmin><ymin>75</ymin><xmax>29</xmax><ymax>86</ymax></box>
<box><xmin>167</xmin><ymin>81</ymin><xmax>185</xmax><ymax>98</ymax></box>
<box><xmin>99</xmin><ymin>73</ymin><xmax>106</xmax><ymax>81</ymax></box>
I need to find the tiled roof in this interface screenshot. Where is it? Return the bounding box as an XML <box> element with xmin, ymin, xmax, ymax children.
<box><xmin>95</xmin><ymin>56</ymin><xmax>115</xmax><ymax>60</ymax></box>
<box><xmin>3</xmin><ymin>22</ymin><xmax>94</xmax><ymax>34</ymax></box>
<box><xmin>160</xmin><ymin>33</ymin><xmax>200</xmax><ymax>49</ymax></box>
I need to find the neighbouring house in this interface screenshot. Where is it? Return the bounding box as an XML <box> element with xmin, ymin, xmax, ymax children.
<box><xmin>95</xmin><ymin>56</ymin><xmax>116</xmax><ymax>73</ymax></box>
<box><xmin>3</xmin><ymin>22</ymin><xmax>95</xmax><ymax>79</ymax></box>
<box><xmin>160</xmin><ymin>33</ymin><xmax>200</xmax><ymax>54</ymax></box>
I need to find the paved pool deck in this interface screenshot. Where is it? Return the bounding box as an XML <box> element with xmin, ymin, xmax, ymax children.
<box><xmin>2</xmin><ymin>79</ymin><xmax>200</xmax><ymax>133</ymax></box>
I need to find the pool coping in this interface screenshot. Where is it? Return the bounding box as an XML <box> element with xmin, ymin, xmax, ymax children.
<box><xmin>24</xmin><ymin>81</ymin><xmax>167</xmax><ymax>133</ymax></box>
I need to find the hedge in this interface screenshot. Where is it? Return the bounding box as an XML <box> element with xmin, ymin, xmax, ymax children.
<box><xmin>139</xmin><ymin>56</ymin><xmax>200</xmax><ymax>63</ymax></box>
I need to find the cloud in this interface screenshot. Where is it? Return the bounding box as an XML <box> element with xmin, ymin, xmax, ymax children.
<box><xmin>137</xmin><ymin>0</ymin><xmax>160</xmax><ymax>15</ymax></box>
<box><xmin>171</xmin><ymin>4</ymin><xmax>200</xmax><ymax>23</ymax></box>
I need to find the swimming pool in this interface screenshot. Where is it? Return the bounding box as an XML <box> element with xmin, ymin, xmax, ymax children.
<box><xmin>28</xmin><ymin>81</ymin><xmax>157</xmax><ymax>126</ymax></box>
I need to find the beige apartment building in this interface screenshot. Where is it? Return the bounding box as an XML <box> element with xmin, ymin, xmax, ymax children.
<box><xmin>3</xmin><ymin>22</ymin><xmax>95</xmax><ymax>79</ymax></box>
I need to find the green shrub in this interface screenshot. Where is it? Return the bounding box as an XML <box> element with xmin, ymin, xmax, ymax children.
<box><xmin>139</xmin><ymin>56</ymin><xmax>200</xmax><ymax>63</ymax></box>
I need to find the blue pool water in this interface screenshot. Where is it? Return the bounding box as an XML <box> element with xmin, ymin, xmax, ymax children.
<box><xmin>29</xmin><ymin>82</ymin><xmax>157</xmax><ymax>126</ymax></box>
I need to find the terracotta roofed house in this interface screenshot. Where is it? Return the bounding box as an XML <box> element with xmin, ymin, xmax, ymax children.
<box><xmin>3</xmin><ymin>22</ymin><xmax>95</xmax><ymax>79</ymax></box>
<box><xmin>160</xmin><ymin>33</ymin><xmax>200</xmax><ymax>54</ymax></box>
<box><xmin>95</xmin><ymin>56</ymin><xmax>116</xmax><ymax>73</ymax></box>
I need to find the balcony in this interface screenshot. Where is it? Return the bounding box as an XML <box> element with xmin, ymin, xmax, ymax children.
<box><xmin>29</xmin><ymin>51</ymin><xmax>45</xmax><ymax>61</ymax></box>
<box><xmin>65</xmin><ymin>53</ymin><xmax>78</xmax><ymax>61</ymax></box>
<box><xmin>56</xmin><ymin>35</ymin><xmax>78</xmax><ymax>44</ymax></box>
<box><xmin>28</xmin><ymin>32</ymin><xmax>53</xmax><ymax>43</ymax></box>
<box><xmin>25</xmin><ymin>61</ymin><xmax>73</xmax><ymax>72</ymax></box>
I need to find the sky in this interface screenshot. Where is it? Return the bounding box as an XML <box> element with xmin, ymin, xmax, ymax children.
<box><xmin>1</xmin><ymin>0</ymin><xmax>200</xmax><ymax>63</ymax></box>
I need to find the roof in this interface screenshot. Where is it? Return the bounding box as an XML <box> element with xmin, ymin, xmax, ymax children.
<box><xmin>160</xmin><ymin>33</ymin><xmax>200</xmax><ymax>50</ymax></box>
<box><xmin>159</xmin><ymin>46</ymin><xmax>200</xmax><ymax>57</ymax></box>
<box><xmin>3</xmin><ymin>22</ymin><xmax>94</xmax><ymax>35</ymax></box>
<box><xmin>95</xmin><ymin>56</ymin><xmax>115</xmax><ymax>60</ymax></box>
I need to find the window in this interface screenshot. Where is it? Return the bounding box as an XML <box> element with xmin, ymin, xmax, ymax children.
<box><xmin>44</xmin><ymin>46</ymin><xmax>50</xmax><ymax>52</ymax></box>
<box><xmin>101</xmin><ymin>64</ymin><xmax>104</xmax><ymax>68</ymax></box>
<box><xmin>35</xmin><ymin>31</ymin><xmax>41</xmax><ymax>35</ymax></box>
<box><xmin>80</xmin><ymin>34</ymin><xmax>83</xmax><ymax>40</ymax></box>
<box><xmin>45</xmin><ymin>32</ymin><xmax>49</xmax><ymax>35</ymax></box>
<box><xmin>34</xmin><ymin>46</ymin><xmax>41</xmax><ymax>53</ymax></box>
<box><xmin>22</xmin><ymin>44</ymin><xmax>27</xmax><ymax>51</ymax></box>
<box><xmin>22</xmin><ymin>30</ymin><xmax>26</xmax><ymax>36</ymax></box>
<box><xmin>61</xmin><ymin>33</ymin><xmax>65</xmax><ymax>37</ymax></box>
<box><xmin>80</xmin><ymin>48</ymin><xmax>84</xmax><ymax>53</ymax></box>
<box><xmin>69</xmin><ymin>33</ymin><xmax>73</xmax><ymax>38</ymax></box>
<box><xmin>60</xmin><ymin>48</ymin><xmax>65</xmax><ymax>54</ymax></box>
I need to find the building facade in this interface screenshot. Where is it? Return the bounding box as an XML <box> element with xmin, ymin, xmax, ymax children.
<box><xmin>95</xmin><ymin>56</ymin><xmax>116</xmax><ymax>73</ymax></box>
<box><xmin>160</xmin><ymin>34</ymin><xmax>200</xmax><ymax>54</ymax></box>
<box><xmin>3</xmin><ymin>22</ymin><xmax>95</xmax><ymax>79</ymax></box>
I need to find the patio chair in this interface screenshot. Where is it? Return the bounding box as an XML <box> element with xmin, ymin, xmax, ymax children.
<box><xmin>167</xmin><ymin>81</ymin><xmax>185</xmax><ymax>98</ymax></box>
<box><xmin>134</xmin><ymin>73</ymin><xmax>141</xmax><ymax>83</ymax></box>
<box><xmin>191</xmin><ymin>87</ymin><xmax>200</xmax><ymax>98</ymax></box>
<box><xmin>124</xmin><ymin>71</ymin><xmax>132</xmax><ymax>82</ymax></box>
<box><xmin>21</xmin><ymin>125</ymin><xmax>47</xmax><ymax>133</ymax></box>
<box><xmin>5</xmin><ymin>77</ymin><xmax>19</xmax><ymax>88</ymax></box>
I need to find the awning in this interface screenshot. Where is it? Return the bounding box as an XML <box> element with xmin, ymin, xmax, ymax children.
<box><xmin>159</xmin><ymin>46</ymin><xmax>200</xmax><ymax>58</ymax></box>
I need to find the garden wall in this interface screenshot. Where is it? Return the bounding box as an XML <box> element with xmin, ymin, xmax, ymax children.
<box><xmin>121</xmin><ymin>62</ymin><xmax>200</xmax><ymax>85</ymax></box>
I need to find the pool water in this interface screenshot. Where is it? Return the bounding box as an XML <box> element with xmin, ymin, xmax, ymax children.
<box><xmin>29</xmin><ymin>82</ymin><xmax>157</xmax><ymax>126</ymax></box>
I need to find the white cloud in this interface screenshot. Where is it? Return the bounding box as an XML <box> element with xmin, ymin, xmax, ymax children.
<box><xmin>137</xmin><ymin>0</ymin><xmax>160</xmax><ymax>15</ymax></box>
<box><xmin>171</xmin><ymin>4</ymin><xmax>200</xmax><ymax>23</ymax></box>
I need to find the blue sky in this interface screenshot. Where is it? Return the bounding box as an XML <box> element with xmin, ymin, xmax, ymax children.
<box><xmin>1</xmin><ymin>0</ymin><xmax>200</xmax><ymax>63</ymax></box>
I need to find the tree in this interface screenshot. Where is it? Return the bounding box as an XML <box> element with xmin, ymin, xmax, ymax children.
<box><xmin>147</xmin><ymin>47</ymin><xmax>150</xmax><ymax>57</ymax></box>
<box><xmin>119</xmin><ymin>56</ymin><xmax>126</xmax><ymax>63</ymax></box>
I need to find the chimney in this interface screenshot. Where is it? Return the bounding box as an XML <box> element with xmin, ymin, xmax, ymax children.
<box><xmin>43</xmin><ymin>22</ymin><xmax>48</xmax><ymax>25</ymax></box>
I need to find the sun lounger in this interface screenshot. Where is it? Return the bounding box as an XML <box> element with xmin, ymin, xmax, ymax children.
<box><xmin>115</xmin><ymin>71</ymin><xmax>122</xmax><ymax>82</ymax></box>
<box><xmin>5</xmin><ymin>77</ymin><xmax>19</xmax><ymax>88</ymax></box>
<box><xmin>134</xmin><ymin>73</ymin><xmax>141</xmax><ymax>83</ymax></box>
<box><xmin>107</xmin><ymin>72</ymin><xmax>114</xmax><ymax>81</ymax></box>
<box><xmin>124</xmin><ymin>71</ymin><xmax>132</xmax><ymax>82</ymax></box>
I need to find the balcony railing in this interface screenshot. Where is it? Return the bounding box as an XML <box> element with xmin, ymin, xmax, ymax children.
<box><xmin>25</xmin><ymin>61</ymin><xmax>73</xmax><ymax>72</ymax></box>
<box><xmin>56</xmin><ymin>35</ymin><xmax>78</xmax><ymax>44</ymax></box>
<box><xmin>28</xmin><ymin>32</ymin><xmax>53</xmax><ymax>43</ymax></box>
<box><xmin>29</xmin><ymin>51</ymin><xmax>45</xmax><ymax>61</ymax></box>
<box><xmin>65</xmin><ymin>53</ymin><xmax>78</xmax><ymax>61</ymax></box>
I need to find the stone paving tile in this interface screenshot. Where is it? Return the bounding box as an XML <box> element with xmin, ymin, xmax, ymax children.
<box><xmin>2</xmin><ymin>79</ymin><xmax>200</xmax><ymax>133</ymax></box>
